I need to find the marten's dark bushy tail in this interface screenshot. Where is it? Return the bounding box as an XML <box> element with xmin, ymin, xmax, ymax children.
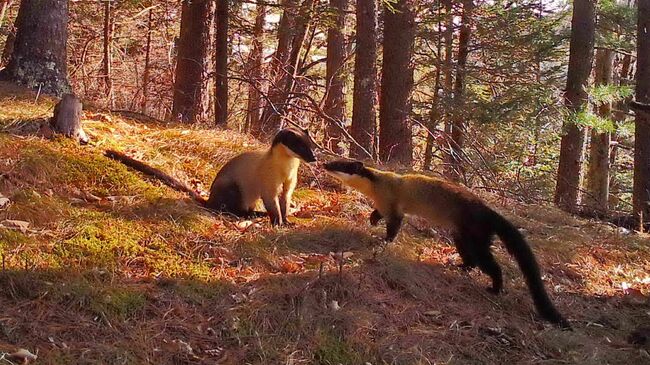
<box><xmin>105</xmin><ymin>150</ymin><xmax>206</xmax><ymax>204</ymax></box>
<box><xmin>489</xmin><ymin>211</ymin><xmax>571</xmax><ymax>329</ymax></box>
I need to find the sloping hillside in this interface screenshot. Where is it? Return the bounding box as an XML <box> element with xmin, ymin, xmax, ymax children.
<box><xmin>1</xmin><ymin>83</ymin><xmax>649</xmax><ymax>364</ymax></box>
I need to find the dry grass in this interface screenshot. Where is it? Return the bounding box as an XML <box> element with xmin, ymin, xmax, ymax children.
<box><xmin>1</xmin><ymin>81</ymin><xmax>649</xmax><ymax>364</ymax></box>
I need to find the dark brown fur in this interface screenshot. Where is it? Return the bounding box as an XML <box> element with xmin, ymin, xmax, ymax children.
<box><xmin>324</xmin><ymin>160</ymin><xmax>570</xmax><ymax>328</ymax></box>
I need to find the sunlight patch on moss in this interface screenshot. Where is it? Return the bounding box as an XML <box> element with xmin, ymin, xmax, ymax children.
<box><xmin>56</xmin><ymin>218</ymin><xmax>146</xmax><ymax>269</ymax></box>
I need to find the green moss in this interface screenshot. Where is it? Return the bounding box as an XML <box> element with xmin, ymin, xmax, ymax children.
<box><xmin>56</xmin><ymin>217</ymin><xmax>145</xmax><ymax>268</ymax></box>
<box><xmin>18</xmin><ymin>143</ymin><xmax>160</xmax><ymax>196</ymax></box>
<box><xmin>163</xmin><ymin>279</ymin><xmax>230</xmax><ymax>304</ymax></box>
<box><xmin>94</xmin><ymin>288</ymin><xmax>147</xmax><ymax>320</ymax></box>
<box><xmin>314</xmin><ymin>329</ymin><xmax>363</xmax><ymax>365</ymax></box>
<box><xmin>54</xmin><ymin>278</ymin><xmax>146</xmax><ymax>321</ymax></box>
<box><xmin>0</xmin><ymin>229</ymin><xmax>31</xmax><ymax>249</ymax></box>
<box><xmin>8</xmin><ymin>190</ymin><xmax>72</xmax><ymax>225</ymax></box>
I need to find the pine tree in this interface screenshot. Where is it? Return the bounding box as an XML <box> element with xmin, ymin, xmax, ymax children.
<box><xmin>0</xmin><ymin>0</ymin><xmax>70</xmax><ymax>96</ymax></box>
<box><xmin>171</xmin><ymin>0</ymin><xmax>214</xmax><ymax>123</ymax></box>
<box><xmin>378</xmin><ymin>0</ymin><xmax>416</xmax><ymax>165</ymax></box>
<box><xmin>554</xmin><ymin>0</ymin><xmax>596</xmax><ymax>212</ymax></box>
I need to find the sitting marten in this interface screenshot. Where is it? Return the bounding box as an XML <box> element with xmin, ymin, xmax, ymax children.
<box><xmin>106</xmin><ymin>128</ymin><xmax>316</xmax><ymax>225</ymax></box>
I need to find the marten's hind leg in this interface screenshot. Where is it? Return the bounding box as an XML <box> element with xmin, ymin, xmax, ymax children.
<box><xmin>474</xmin><ymin>241</ymin><xmax>503</xmax><ymax>294</ymax></box>
<box><xmin>206</xmin><ymin>182</ymin><xmax>250</xmax><ymax>217</ymax></box>
<box><xmin>454</xmin><ymin>234</ymin><xmax>477</xmax><ymax>270</ymax></box>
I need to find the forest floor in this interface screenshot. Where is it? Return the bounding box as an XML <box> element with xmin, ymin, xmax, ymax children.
<box><xmin>0</xmin><ymin>82</ymin><xmax>649</xmax><ymax>365</ymax></box>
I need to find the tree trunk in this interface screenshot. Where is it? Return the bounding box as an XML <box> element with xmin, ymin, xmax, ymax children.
<box><xmin>259</xmin><ymin>0</ymin><xmax>314</xmax><ymax>136</ymax></box>
<box><xmin>444</xmin><ymin>0</ymin><xmax>473</xmax><ymax>181</ymax></box>
<box><xmin>246</xmin><ymin>3</ymin><xmax>266</xmax><ymax>135</ymax></box>
<box><xmin>258</xmin><ymin>0</ymin><xmax>298</xmax><ymax>137</ymax></box>
<box><xmin>554</xmin><ymin>0</ymin><xmax>596</xmax><ymax>212</ymax></box>
<box><xmin>0</xmin><ymin>3</ymin><xmax>15</xmax><ymax>66</ymax></box>
<box><xmin>423</xmin><ymin>3</ymin><xmax>445</xmax><ymax>171</ymax></box>
<box><xmin>378</xmin><ymin>0</ymin><xmax>416</xmax><ymax>165</ymax></box>
<box><xmin>350</xmin><ymin>0</ymin><xmax>377</xmax><ymax>159</ymax></box>
<box><xmin>214</xmin><ymin>0</ymin><xmax>228</xmax><ymax>127</ymax></box>
<box><xmin>50</xmin><ymin>94</ymin><xmax>88</xmax><ymax>144</ymax></box>
<box><xmin>585</xmin><ymin>48</ymin><xmax>614</xmax><ymax>215</ymax></box>
<box><xmin>171</xmin><ymin>0</ymin><xmax>214</xmax><ymax>124</ymax></box>
<box><xmin>324</xmin><ymin>0</ymin><xmax>347</xmax><ymax>153</ymax></box>
<box><xmin>633</xmin><ymin>0</ymin><xmax>650</xmax><ymax>227</ymax></box>
<box><xmin>0</xmin><ymin>0</ymin><xmax>70</xmax><ymax>96</ymax></box>
<box><xmin>440</xmin><ymin>0</ymin><xmax>454</xmax><ymax>162</ymax></box>
<box><xmin>142</xmin><ymin>8</ymin><xmax>153</xmax><ymax>114</ymax></box>
<box><xmin>102</xmin><ymin>0</ymin><xmax>114</xmax><ymax>108</ymax></box>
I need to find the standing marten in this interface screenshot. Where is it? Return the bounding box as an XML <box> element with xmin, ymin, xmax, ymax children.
<box><xmin>323</xmin><ymin>159</ymin><xmax>570</xmax><ymax>328</ymax></box>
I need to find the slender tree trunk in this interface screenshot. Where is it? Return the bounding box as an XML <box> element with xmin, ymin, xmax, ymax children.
<box><xmin>259</xmin><ymin>0</ymin><xmax>314</xmax><ymax>136</ymax></box>
<box><xmin>378</xmin><ymin>0</ymin><xmax>416</xmax><ymax>165</ymax></box>
<box><xmin>102</xmin><ymin>0</ymin><xmax>114</xmax><ymax>108</ymax></box>
<box><xmin>0</xmin><ymin>2</ymin><xmax>15</xmax><ymax>66</ymax></box>
<box><xmin>214</xmin><ymin>0</ymin><xmax>228</xmax><ymax>127</ymax></box>
<box><xmin>423</xmin><ymin>4</ymin><xmax>444</xmax><ymax>171</ymax></box>
<box><xmin>441</xmin><ymin>0</ymin><xmax>454</xmax><ymax>159</ymax></box>
<box><xmin>609</xmin><ymin>53</ymin><xmax>633</xmax><ymax>205</ymax></box>
<box><xmin>258</xmin><ymin>0</ymin><xmax>297</xmax><ymax>136</ymax></box>
<box><xmin>171</xmin><ymin>0</ymin><xmax>214</xmax><ymax>123</ymax></box>
<box><xmin>142</xmin><ymin>8</ymin><xmax>153</xmax><ymax>114</ymax></box>
<box><xmin>554</xmin><ymin>0</ymin><xmax>596</xmax><ymax>212</ymax></box>
<box><xmin>247</xmin><ymin>3</ymin><xmax>266</xmax><ymax>135</ymax></box>
<box><xmin>0</xmin><ymin>0</ymin><xmax>70</xmax><ymax>96</ymax></box>
<box><xmin>350</xmin><ymin>0</ymin><xmax>377</xmax><ymax>159</ymax></box>
<box><xmin>423</xmin><ymin>75</ymin><xmax>441</xmax><ymax>171</ymax></box>
<box><xmin>324</xmin><ymin>0</ymin><xmax>347</xmax><ymax>153</ymax></box>
<box><xmin>585</xmin><ymin>48</ymin><xmax>614</xmax><ymax>215</ymax></box>
<box><xmin>633</xmin><ymin>0</ymin><xmax>650</xmax><ymax>227</ymax></box>
<box><xmin>282</xmin><ymin>0</ymin><xmax>313</xmax><ymax>93</ymax></box>
<box><xmin>324</xmin><ymin>0</ymin><xmax>348</xmax><ymax>154</ymax></box>
<box><xmin>444</xmin><ymin>0</ymin><xmax>473</xmax><ymax>181</ymax></box>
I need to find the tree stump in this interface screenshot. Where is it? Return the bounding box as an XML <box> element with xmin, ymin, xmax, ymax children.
<box><xmin>49</xmin><ymin>93</ymin><xmax>88</xmax><ymax>144</ymax></box>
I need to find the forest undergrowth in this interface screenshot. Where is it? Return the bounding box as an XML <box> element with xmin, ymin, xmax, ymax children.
<box><xmin>0</xmin><ymin>83</ymin><xmax>649</xmax><ymax>364</ymax></box>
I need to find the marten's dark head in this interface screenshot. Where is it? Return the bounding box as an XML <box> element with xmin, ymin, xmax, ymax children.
<box><xmin>323</xmin><ymin>160</ymin><xmax>376</xmax><ymax>182</ymax></box>
<box><xmin>272</xmin><ymin>128</ymin><xmax>316</xmax><ymax>163</ymax></box>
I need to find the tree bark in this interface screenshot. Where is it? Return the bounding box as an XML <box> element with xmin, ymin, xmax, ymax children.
<box><xmin>259</xmin><ymin>0</ymin><xmax>314</xmax><ymax>136</ymax></box>
<box><xmin>171</xmin><ymin>0</ymin><xmax>214</xmax><ymax>124</ymax></box>
<box><xmin>324</xmin><ymin>0</ymin><xmax>348</xmax><ymax>154</ymax></box>
<box><xmin>258</xmin><ymin>0</ymin><xmax>298</xmax><ymax>137</ymax></box>
<box><xmin>50</xmin><ymin>94</ymin><xmax>88</xmax><ymax>144</ymax></box>
<box><xmin>102</xmin><ymin>0</ymin><xmax>114</xmax><ymax>108</ymax></box>
<box><xmin>246</xmin><ymin>3</ymin><xmax>266</xmax><ymax>135</ymax></box>
<box><xmin>142</xmin><ymin>8</ymin><xmax>153</xmax><ymax>114</ymax></box>
<box><xmin>585</xmin><ymin>48</ymin><xmax>614</xmax><ymax>215</ymax></box>
<box><xmin>214</xmin><ymin>0</ymin><xmax>228</xmax><ymax>127</ymax></box>
<box><xmin>350</xmin><ymin>0</ymin><xmax>377</xmax><ymax>159</ymax></box>
<box><xmin>444</xmin><ymin>0</ymin><xmax>473</xmax><ymax>181</ymax></box>
<box><xmin>0</xmin><ymin>0</ymin><xmax>70</xmax><ymax>96</ymax></box>
<box><xmin>423</xmin><ymin>3</ymin><xmax>445</xmax><ymax>171</ymax></box>
<box><xmin>633</xmin><ymin>0</ymin><xmax>650</xmax><ymax>226</ymax></box>
<box><xmin>554</xmin><ymin>0</ymin><xmax>596</xmax><ymax>212</ymax></box>
<box><xmin>0</xmin><ymin>2</ymin><xmax>15</xmax><ymax>67</ymax></box>
<box><xmin>378</xmin><ymin>0</ymin><xmax>416</xmax><ymax>165</ymax></box>
<box><xmin>440</xmin><ymin>0</ymin><xmax>455</xmax><ymax>162</ymax></box>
